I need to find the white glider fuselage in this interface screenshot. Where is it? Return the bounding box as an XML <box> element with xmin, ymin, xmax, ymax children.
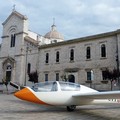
<box><xmin>28</xmin><ymin>85</ymin><xmax>95</xmax><ymax>106</ymax></box>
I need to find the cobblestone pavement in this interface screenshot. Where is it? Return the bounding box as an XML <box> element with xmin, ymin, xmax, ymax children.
<box><xmin>0</xmin><ymin>94</ymin><xmax>120</xmax><ymax>120</ymax></box>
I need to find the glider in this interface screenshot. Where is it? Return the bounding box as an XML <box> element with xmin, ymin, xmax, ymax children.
<box><xmin>14</xmin><ymin>81</ymin><xmax>120</xmax><ymax>111</ymax></box>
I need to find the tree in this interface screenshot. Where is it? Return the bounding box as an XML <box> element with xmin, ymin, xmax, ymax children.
<box><xmin>28</xmin><ymin>71</ymin><xmax>38</xmax><ymax>83</ymax></box>
<box><xmin>61</xmin><ymin>73</ymin><xmax>68</xmax><ymax>82</ymax></box>
<box><xmin>102</xmin><ymin>68</ymin><xmax>120</xmax><ymax>90</ymax></box>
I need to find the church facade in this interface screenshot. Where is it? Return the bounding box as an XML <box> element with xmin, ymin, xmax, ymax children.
<box><xmin>0</xmin><ymin>10</ymin><xmax>120</xmax><ymax>91</ymax></box>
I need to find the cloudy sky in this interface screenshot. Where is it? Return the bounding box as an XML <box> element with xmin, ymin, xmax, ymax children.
<box><xmin>0</xmin><ymin>0</ymin><xmax>120</xmax><ymax>40</ymax></box>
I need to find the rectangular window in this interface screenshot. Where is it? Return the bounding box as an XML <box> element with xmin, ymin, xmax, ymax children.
<box><xmin>102</xmin><ymin>70</ymin><xmax>108</xmax><ymax>80</ymax></box>
<box><xmin>56</xmin><ymin>73</ymin><xmax>59</xmax><ymax>81</ymax></box>
<box><xmin>87</xmin><ymin>71</ymin><xmax>91</xmax><ymax>80</ymax></box>
<box><xmin>87</xmin><ymin>70</ymin><xmax>93</xmax><ymax>81</ymax></box>
<box><xmin>45</xmin><ymin>74</ymin><xmax>48</xmax><ymax>81</ymax></box>
<box><xmin>102</xmin><ymin>71</ymin><xmax>105</xmax><ymax>80</ymax></box>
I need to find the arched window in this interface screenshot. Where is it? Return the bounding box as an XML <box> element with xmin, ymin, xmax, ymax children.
<box><xmin>27</xmin><ymin>63</ymin><xmax>31</xmax><ymax>74</ymax></box>
<box><xmin>68</xmin><ymin>74</ymin><xmax>75</xmax><ymax>83</ymax></box>
<box><xmin>56</xmin><ymin>51</ymin><xmax>59</xmax><ymax>63</ymax></box>
<box><xmin>45</xmin><ymin>53</ymin><xmax>49</xmax><ymax>63</ymax></box>
<box><xmin>10</xmin><ymin>34</ymin><xmax>16</xmax><ymax>47</ymax></box>
<box><xmin>70</xmin><ymin>49</ymin><xmax>74</xmax><ymax>61</ymax></box>
<box><xmin>101</xmin><ymin>44</ymin><xmax>106</xmax><ymax>57</ymax></box>
<box><xmin>6</xmin><ymin>64</ymin><xmax>12</xmax><ymax>71</ymax></box>
<box><xmin>86</xmin><ymin>47</ymin><xmax>91</xmax><ymax>59</ymax></box>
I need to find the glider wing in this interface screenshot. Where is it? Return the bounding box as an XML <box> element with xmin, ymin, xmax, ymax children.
<box><xmin>73</xmin><ymin>91</ymin><xmax>120</xmax><ymax>99</ymax></box>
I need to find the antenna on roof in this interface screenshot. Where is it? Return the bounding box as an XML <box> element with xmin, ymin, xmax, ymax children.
<box><xmin>53</xmin><ymin>18</ymin><xmax>55</xmax><ymax>25</ymax></box>
<box><xmin>51</xmin><ymin>18</ymin><xmax>56</xmax><ymax>31</ymax></box>
<box><xmin>12</xmin><ymin>4</ymin><xmax>16</xmax><ymax>11</ymax></box>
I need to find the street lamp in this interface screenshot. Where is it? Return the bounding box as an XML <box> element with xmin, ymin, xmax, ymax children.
<box><xmin>21</xmin><ymin>44</ymin><xmax>31</xmax><ymax>86</ymax></box>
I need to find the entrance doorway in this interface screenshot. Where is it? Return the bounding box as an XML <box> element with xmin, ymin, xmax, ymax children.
<box><xmin>68</xmin><ymin>75</ymin><xmax>75</xmax><ymax>83</ymax></box>
<box><xmin>5</xmin><ymin>64</ymin><xmax>12</xmax><ymax>82</ymax></box>
<box><xmin>2</xmin><ymin>57</ymin><xmax>15</xmax><ymax>84</ymax></box>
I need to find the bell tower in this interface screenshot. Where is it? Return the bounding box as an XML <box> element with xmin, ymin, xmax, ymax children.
<box><xmin>0</xmin><ymin>10</ymin><xmax>28</xmax><ymax>86</ymax></box>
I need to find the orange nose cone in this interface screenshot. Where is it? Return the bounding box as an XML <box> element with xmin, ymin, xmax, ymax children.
<box><xmin>14</xmin><ymin>87</ymin><xmax>31</xmax><ymax>101</ymax></box>
<box><xmin>14</xmin><ymin>87</ymin><xmax>49</xmax><ymax>105</ymax></box>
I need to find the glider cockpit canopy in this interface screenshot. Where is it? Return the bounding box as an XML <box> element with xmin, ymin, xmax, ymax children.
<box><xmin>32</xmin><ymin>81</ymin><xmax>80</xmax><ymax>92</ymax></box>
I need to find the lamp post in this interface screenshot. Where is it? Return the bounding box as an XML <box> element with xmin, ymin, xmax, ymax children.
<box><xmin>24</xmin><ymin>45</ymin><xmax>29</xmax><ymax>86</ymax></box>
<box><xmin>24</xmin><ymin>44</ymin><xmax>32</xmax><ymax>86</ymax></box>
<box><xmin>116</xmin><ymin>34</ymin><xmax>120</xmax><ymax>88</ymax></box>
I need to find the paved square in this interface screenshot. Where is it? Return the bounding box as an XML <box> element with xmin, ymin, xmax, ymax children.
<box><xmin>0</xmin><ymin>94</ymin><xmax>120</xmax><ymax>120</ymax></box>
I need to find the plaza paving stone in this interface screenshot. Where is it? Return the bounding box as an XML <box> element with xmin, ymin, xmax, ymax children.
<box><xmin>0</xmin><ymin>93</ymin><xmax>120</xmax><ymax>120</ymax></box>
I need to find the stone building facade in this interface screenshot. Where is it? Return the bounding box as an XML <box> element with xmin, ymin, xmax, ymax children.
<box><xmin>39</xmin><ymin>32</ymin><xmax>120</xmax><ymax>90</ymax></box>
<box><xmin>0</xmin><ymin>10</ymin><xmax>120</xmax><ymax>90</ymax></box>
